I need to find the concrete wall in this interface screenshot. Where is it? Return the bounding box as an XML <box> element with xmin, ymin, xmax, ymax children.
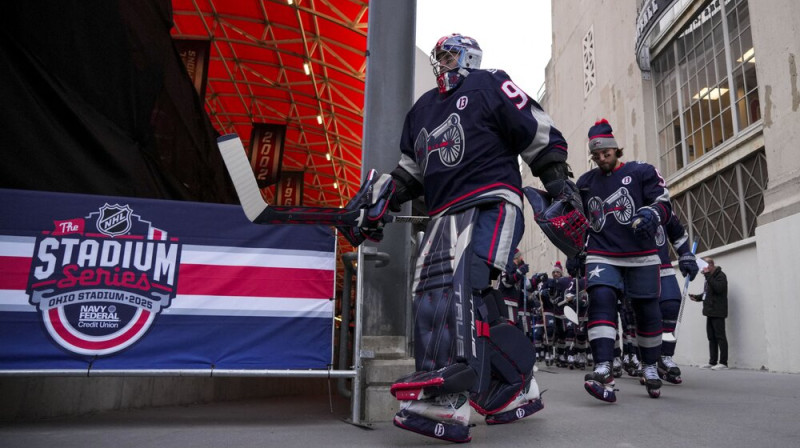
<box><xmin>756</xmin><ymin>213</ymin><xmax>800</xmax><ymax>373</ymax></box>
<box><xmin>674</xmin><ymin>241</ymin><xmax>768</xmax><ymax>370</ymax></box>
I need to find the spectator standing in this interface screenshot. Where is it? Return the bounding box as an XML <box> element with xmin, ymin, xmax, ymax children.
<box><xmin>690</xmin><ymin>257</ymin><xmax>728</xmax><ymax>370</ymax></box>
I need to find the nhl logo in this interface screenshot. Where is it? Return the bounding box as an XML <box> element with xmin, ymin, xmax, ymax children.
<box><xmin>97</xmin><ymin>203</ymin><xmax>132</xmax><ymax>237</ymax></box>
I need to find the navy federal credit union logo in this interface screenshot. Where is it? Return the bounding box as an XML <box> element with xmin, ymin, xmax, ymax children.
<box><xmin>25</xmin><ymin>203</ymin><xmax>181</xmax><ymax>356</ymax></box>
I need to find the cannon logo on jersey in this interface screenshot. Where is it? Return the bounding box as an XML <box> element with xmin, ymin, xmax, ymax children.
<box><xmin>25</xmin><ymin>204</ymin><xmax>181</xmax><ymax>356</ymax></box>
<box><xmin>413</xmin><ymin>113</ymin><xmax>466</xmax><ymax>174</ymax></box>
<box><xmin>586</xmin><ymin>187</ymin><xmax>635</xmax><ymax>232</ymax></box>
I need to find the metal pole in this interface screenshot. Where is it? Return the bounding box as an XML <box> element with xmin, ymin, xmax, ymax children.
<box><xmin>350</xmin><ymin>245</ymin><xmax>366</xmax><ymax>424</ymax></box>
<box><xmin>338</xmin><ymin>253</ymin><xmax>356</xmax><ymax>397</ymax></box>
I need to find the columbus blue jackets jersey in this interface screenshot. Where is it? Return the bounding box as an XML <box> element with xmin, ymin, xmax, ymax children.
<box><xmin>543</xmin><ymin>276</ymin><xmax>573</xmax><ymax>307</ymax></box>
<box><xmin>576</xmin><ymin>161</ymin><xmax>671</xmax><ymax>266</ymax></box>
<box><xmin>657</xmin><ymin>212</ymin><xmax>691</xmax><ymax>276</ymax></box>
<box><xmin>397</xmin><ymin>69</ymin><xmax>568</xmax><ymax>216</ymax></box>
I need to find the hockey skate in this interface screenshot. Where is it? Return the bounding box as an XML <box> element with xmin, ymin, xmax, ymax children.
<box><xmin>567</xmin><ymin>354</ymin><xmax>576</xmax><ymax>370</ymax></box>
<box><xmin>556</xmin><ymin>354</ymin><xmax>567</xmax><ymax>368</ymax></box>
<box><xmin>544</xmin><ymin>351</ymin><xmax>553</xmax><ymax>367</ymax></box>
<box><xmin>641</xmin><ymin>364</ymin><xmax>662</xmax><ymax>398</ymax></box>
<box><xmin>625</xmin><ymin>354</ymin><xmax>642</xmax><ymax>377</ymax></box>
<box><xmin>583</xmin><ymin>362</ymin><xmax>618</xmax><ymax>403</ymax></box>
<box><xmin>575</xmin><ymin>352</ymin><xmax>587</xmax><ymax>370</ymax></box>
<box><xmin>658</xmin><ymin>356</ymin><xmax>683</xmax><ymax>384</ymax></box>
<box><xmin>394</xmin><ymin>392</ymin><xmax>472</xmax><ymax>443</ymax></box>
<box><xmin>612</xmin><ymin>356</ymin><xmax>623</xmax><ymax>378</ymax></box>
<box><xmin>483</xmin><ymin>375</ymin><xmax>544</xmax><ymax>425</ymax></box>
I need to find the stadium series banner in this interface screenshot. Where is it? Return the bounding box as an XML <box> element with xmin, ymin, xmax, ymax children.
<box><xmin>0</xmin><ymin>189</ymin><xmax>335</xmax><ymax>371</ymax></box>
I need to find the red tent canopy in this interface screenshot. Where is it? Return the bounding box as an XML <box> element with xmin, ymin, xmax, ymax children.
<box><xmin>171</xmin><ymin>0</ymin><xmax>368</xmax><ymax>208</ymax></box>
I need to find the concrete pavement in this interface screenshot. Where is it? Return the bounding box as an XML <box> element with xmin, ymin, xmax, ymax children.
<box><xmin>2</xmin><ymin>364</ymin><xmax>799</xmax><ymax>447</ymax></box>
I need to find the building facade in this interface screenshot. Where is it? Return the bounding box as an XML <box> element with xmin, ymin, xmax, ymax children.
<box><xmin>521</xmin><ymin>0</ymin><xmax>800</xmax><ymax>372</ymax></box>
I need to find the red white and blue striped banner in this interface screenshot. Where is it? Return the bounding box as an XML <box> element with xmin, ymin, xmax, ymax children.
<box><xmin>0</xmin><ymin>189</ymin><xmax>336</xmax><ymax>371</ymax></box>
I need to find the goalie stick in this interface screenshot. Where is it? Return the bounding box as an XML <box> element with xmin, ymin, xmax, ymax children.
<box><xmin>217</xmin><ymin>134</ymin><xmax>427</xmax><ymax>226</ymax></box>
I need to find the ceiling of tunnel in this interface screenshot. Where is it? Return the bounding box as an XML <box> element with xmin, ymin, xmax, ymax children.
<box><xmin>171</xmin><ymin>0</ymin><xmax>369</xmax><ymax>208</ymax></box>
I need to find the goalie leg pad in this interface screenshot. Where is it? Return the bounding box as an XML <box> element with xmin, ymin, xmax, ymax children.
<box><xmin>470</xmin><ymin>323</ymin><xmax>541</xmax><ymax>422</ymax></box>
<box><xmin>411</xmin><ymin>208</ymin><xmax>494</xmax><ymax>392</ymax></box>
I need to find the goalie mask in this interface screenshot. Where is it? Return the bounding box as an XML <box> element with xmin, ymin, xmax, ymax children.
<box><xmin>430</xmin><ymin>33</ymin><xmax>482</xmax><ymax>93</ymax></box>
<box><xmin>523</xmin><ymin>186</ymin><xmax>588</xmax><ymax>258</ymax></box>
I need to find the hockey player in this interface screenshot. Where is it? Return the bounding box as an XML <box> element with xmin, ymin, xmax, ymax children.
<box><xmin>572</xmin><ymin>275</ymin><xmax>590</xmax><ymax>370</ymax></box>
<box><xmin>529</xmin><ymin>274</ymin><xmax>545</xmax><ymax>357</ymax></box>
<box><xmin>655</xmin><ymin>212</ymin><xmax>699</xmax><ymax>384</ymax></box>
<box><xmin>576</xmin><ymin>119</ymin><xmax>672</xmax><ymax>402</ymax></box>
<box><xmin>497</xmin><ymin>250</ymin><xmax>531</xmax><ymax>332</ymax></box>
<box><xmin>345</xmin><ymin>34</ymin><xmax>581</xmax><ymax>442</ymax></box>
<box><xmin>545</xmin><ymin>262</ymin><xmax>574</xmax><ymax>368</ymax></box>
<box><xmin>534</xmin><ymin>272</ymin><xmax>556</xmax><ymax>366</ymax></box>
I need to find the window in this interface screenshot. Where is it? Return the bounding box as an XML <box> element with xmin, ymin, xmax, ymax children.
<box><xmin>671</xmin><ymin>149</ymin><xmax>767</xmax><ymax>252</ymax></box>
<box><xmin>651</xmin><ymin>0</ymin><xmax>758</xmax><ymax>177</ymax></box>
<box><xmin>583</xmin><ymin>26</ymin><xmax>596</xmax><ymax>97</ymax></box>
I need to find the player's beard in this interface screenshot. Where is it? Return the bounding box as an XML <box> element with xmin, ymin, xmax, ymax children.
<box><xmin>597</xmin><ymin>158</ymin><xmax>619</xmax><ymax>173</ymax></box>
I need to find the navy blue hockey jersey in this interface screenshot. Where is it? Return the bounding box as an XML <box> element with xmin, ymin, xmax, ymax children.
<box><xmin>543</xmin><ymin>276</ymin><xmax>573</xmax><ymax>307</ymax></box>
<box><xmin>576</xmin><ymin>161</ymin><xmax>671</xmax><ymax>266</ymax></box>
<box><xmin>657</xmin><ymin>212</ymin><xmax>691</xmax><ymax>276</ymax></box>
<box><xmin>397</xmin><ymin>69</ymin><xmax>568</xmax><ymax>216</ymax></box>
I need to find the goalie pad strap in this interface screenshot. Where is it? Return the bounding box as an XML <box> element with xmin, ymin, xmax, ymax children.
<box><xmin>477</xmin><ymin>320</ymin><xmax>490</xmax><ymax>337</ymax></box>
<box><xmin>391</xmin><ymin>363</ymin><xmax>477</xmax><ymax>401</ymax></box>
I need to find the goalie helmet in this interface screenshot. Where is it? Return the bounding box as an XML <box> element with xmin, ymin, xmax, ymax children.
<box><xmin>430</xmin><ymin>33</ymin><xmax>482</xmax><ymax>93</ymax></box>
<box><xmin>523</xmin><ymin>186</ymin><xmax>588</xmax><ymax>258</ymax></box>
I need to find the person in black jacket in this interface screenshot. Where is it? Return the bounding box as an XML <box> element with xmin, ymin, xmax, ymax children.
<box><xmin>690</xmin><ymin>257</ymin><xmax>729</xmax><ymax>369</ymax></box>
